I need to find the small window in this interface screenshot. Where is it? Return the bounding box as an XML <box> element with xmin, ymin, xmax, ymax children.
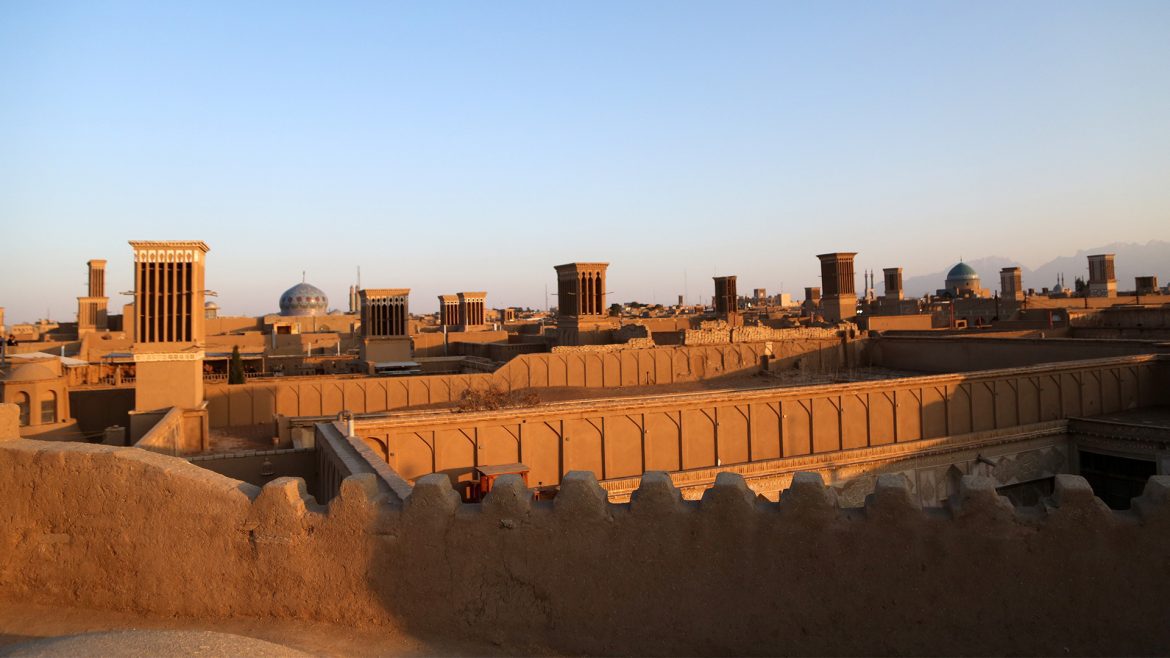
<box><xmin>16</xmin><ymin>392</ymin><xmax>30</xmax><ymax>426</ymax></box>
<box><xmin>40</xmin><ymin>391</ymin><xmax>57</xmax><ymax>424</ymax></box>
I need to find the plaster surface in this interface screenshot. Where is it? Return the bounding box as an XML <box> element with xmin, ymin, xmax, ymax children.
<box><xmin>2</xmin><ymin>427</ymin><xmax>1170</xmax><ymax>656</ymax></box>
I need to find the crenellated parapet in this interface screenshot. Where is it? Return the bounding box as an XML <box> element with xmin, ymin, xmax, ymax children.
<box><xmin>3</xmin><ymin>431</ymin><xmax>1170</xmax><ymax>655</ymax></box>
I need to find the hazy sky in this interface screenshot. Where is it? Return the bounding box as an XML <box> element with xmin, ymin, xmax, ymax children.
<box><xmin>2</xmin><ymin>1</ymin><xmax>1169</xmax><ymax>322</ymax></box>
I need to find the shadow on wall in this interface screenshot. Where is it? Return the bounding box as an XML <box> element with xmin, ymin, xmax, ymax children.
<box><xmin>366</xmin><ymin>470</ymin><xmax>1170</xmax><ymax>656</ymax></box>
<box><xmin>870</xmin><ymin>334</ymin><xmax>1170</xmax><ymax>373</ymax></box>
<box><xmin>69</xmin><ymin>387</ymin><xmax>134</xmax><ymax>437</ymax></box>
<box><xmin>356</xmin><ymin>354</ymin><xmax>1166</xmax><ymax>494</ymax></box>
<box><xmin>5</xmin><ymin>410</ymin><xmax>1170</xmax><ymax>657</ymax></box>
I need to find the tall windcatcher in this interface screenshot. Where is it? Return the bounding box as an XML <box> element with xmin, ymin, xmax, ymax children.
<box><xmin>1087</xmin><ymin>254</ymin><xmax>1117</xmax><ymax>298</ymax></box>
<box><xmin>78</xmin><ymin>259</ymin><xmax>109</xmax><ymax>335</ymax></box>
<box><xmin>713</xmin><ymin>275</ymin><xmax>740</xmax><ymax>324</ymax></box>
<box><xmin>554</xmin><ymin>262</ymin><xmax>615</xmax><ymax>345</ymax></box>
<box><xmin>817</xmin><ymin>252</ymin><xmax>858</xmax><ymax>322</ymax></box>
<box><xmin>128</xmin><ymin>240</ymin><xmax>211</xmax><ymax>450</ymax></box>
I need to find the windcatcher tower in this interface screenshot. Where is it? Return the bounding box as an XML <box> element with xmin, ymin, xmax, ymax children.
<box><xmin>77</xmin><ymin>259</ymin><xmax>109</xmax><ymax>335</ymax></box>
<box><xmin>1135</xmin><ymin>276</ymin><xmax>1159</xmax><ymax>296</ymax></box>
<box><xmin>359</xmin><ymin>288</ymin><xmax>412</xmax><ymax>367</ymax></box>
<box><xmin>713</xmin><ymin>276</ymin><xmax>740</xmax><ymax>325</ymax></box>
<box><xmin>438</xmin><ymin>295</ymin><xmax>459</xmax><ymax>328</ymax></box>
<box><xmin>555</xmin><ymin>262</ymin><xmax>616</xmax><ymax>345</ymax></box>
<box><xmin>882</xmin><ymin>268</ymin><xmax>903</xmax><ymax>301</ymax></box>
<box><xmin>1000</xmin><ymin>267</ymin><xmax>1024</xmax><ymax>302</ymax></box>
<box><xmin>456</xmin><ymin>292</ymin><xmax>487</xmax><ymax>331</ymax></box>
<box><xmin>802</xmin><ymin>287</ymin><xmax>821</xmax><ymax>318</ymax></box>
<box><xmin>817</xmin><ymin>252</ymin><xmax>858</xmax><ymax>322</ymax></box>
<box><xmin>1087</xmin><ymin>254</ymin><xmax>1117</xmax><ymax>298</ymax></box>
<box><xmin>128</xmin><ymin>241</ymin><xmax>210</xmax><ymax>449</ymax></box>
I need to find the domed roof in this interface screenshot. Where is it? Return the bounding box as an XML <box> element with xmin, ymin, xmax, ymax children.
<box><xmin>279</xmin><ymin>282</ymin><xmax>329</xmax><ymax>317</ymax></box>
<box><xmin>946</xmin><ymin>262</ymin><xmax>979</xmax><ymax>281</ymax></box>
<box><xmin>204</xmin><ymin>301</ymin><xmax>219</xmax><ymax>309</ymax></box>
<box><xmin>1</xmin><ymin>361</ymin><xmax>59</xmax><ymax>382</ymax></box>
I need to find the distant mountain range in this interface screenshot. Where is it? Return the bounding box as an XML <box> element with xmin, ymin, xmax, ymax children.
<box><xmin>901</xmin><ymin>240</ymin><xmax>1170</xmax><ymax>297</ymax></box>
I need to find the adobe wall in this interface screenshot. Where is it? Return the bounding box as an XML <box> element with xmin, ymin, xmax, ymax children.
<box><xmin>2</xmin><ymin>427</ymin><xmax>1170</xmax><ymax>656</ymax></box>
<box><xmin>860</xmin><ymin>314</ymin><xmax>935</xmax><ymax>331</ymax></box>
<box><xmin>356</xmin><ymin>356</ymin><xmax>1164</xmax><ymax>490</ymax></box>
<box><xmin>133</xmin><ymin>406</ymin><xmax>207</xmax><ymax>455</ymax></box>
<box><xmin>69</xmin><ymin>387</ymin><xmax>134</xmax><ymax>437</ymax></box>
<box><xmin>411</xmin><ymin>330</ymin><xmax>509</xmax><ymax>358</ymax></box>
<box><xmin>205</xmin><ymin>316</ymin><xmax>264</xmax><ymax>335</ymax></box>
<box><xmin>1072</xmin><ymin>306</ymin><xmax>1170</xmax><ymax>329</ymax></box>
<box><xmin>635</xmin><ymin>317</ymin><xmax>695</xmax><ymax>333</ymax></box>
<box><xmin>1069</xmin><ymin>306</ymin><xmax>1170</xmax><ymax>339</ymax></box>
<box><xmin>204</xmin><ymin>342</ymin><xmax>775</xmax><ymax>427</ymax></box>
<box><xmin>599</xmin><ymin>426</ymin><xmax>1070</xmax><ymax>505</ymax></box>
<box><xmin>871</xmin><ymin>335</ymin><xmax>1170</xmax><ymax>373</ymax></box>
<box><xmin>765</xmin><ymin>336</ymin><xmax>865</xmax><ymax>371</ymax></box>
<box><xmin>683</xmin><ymin>322</ymin><xmax>851</xmax><ymax>346</ymax></box>
<box><xmin>451</xmin><ymin>340</ymin><xmax>548</xmax><ymax>362</ymax></box>
<box><xmin>191</xmin><ymin>447</ymin><xmax>317</xmax><ymax>490</ymax></box>
<box><xmin>551</xmin><ymin>338</ymin><xmax>656</xmax><ymax>353</ymax></box>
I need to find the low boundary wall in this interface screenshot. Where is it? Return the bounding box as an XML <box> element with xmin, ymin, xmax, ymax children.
<box><xmin>204</xmin><ymin>342</ymin><xmax>777</xmax><ymax>427</ymax></box>
<box><xmin>871</xmin><ymin>334</ymin><xmax>1169</xmax><ymax>372</ymax></box>
<box><xmin>1</xmin><ymin>425</ymin><xmax>1169</xmax><ymax>656</ymax></box>
<box><xmin>351</xmin><ymin>355</ymin><xmax>1165</xmax><ymax>490</ymax></box>
<box><xmin>316</xmin><ymin>420</ymin><xmax>412</xmax><ymax>504</ymax></box>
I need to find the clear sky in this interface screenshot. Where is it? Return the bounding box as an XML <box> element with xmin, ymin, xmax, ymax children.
<box><xmin>2</xmin><ymin>1</ymin><xmax>1169</xmax><ymax>323</ymax></box>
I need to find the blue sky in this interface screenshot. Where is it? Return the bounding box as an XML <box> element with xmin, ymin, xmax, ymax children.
<box><xmin>2</xmin><ymin>1</ymin><xmax>1169</xmax><ymax>322</ymax></box>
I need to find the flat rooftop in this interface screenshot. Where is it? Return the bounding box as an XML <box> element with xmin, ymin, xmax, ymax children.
<box><xmin>404</xmin><ymin>366</ymin><xmax>923</xmax><ymax>410</ymax></box>
<box><xmin>1078</xmin><ymin>405</ymin><xmax>1170</xmax><ymax>428</ymax></box>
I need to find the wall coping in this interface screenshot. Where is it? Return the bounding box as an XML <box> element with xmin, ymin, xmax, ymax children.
<box><xmin>353</xmin><ymin>354</ymin><xmax>1163</xmax><ymax>429</ymax></box>
<box><xmin>189</xmin><ymin>446</ymin><xmax>314</xmax><ymax>462</ymax></box>
<box><xmin>316</xmin><ymin>421</ymin><xmax>413</xmax><ymax>501</ymax></box>
<box><xmin>598</xmin><ymin>421</ymin><xmax>1069</xmax><ymax>496</ymax></box>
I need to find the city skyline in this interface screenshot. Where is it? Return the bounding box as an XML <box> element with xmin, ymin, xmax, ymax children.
<box><xmin>3</xmin><ymin>238</ymin><xmax>1169</xmax><ymax>323</ymax></box>
<box><xmin>3</xmin><ymin>1</ymin><xmax>1169</xmax><ymax>320</ymax></box>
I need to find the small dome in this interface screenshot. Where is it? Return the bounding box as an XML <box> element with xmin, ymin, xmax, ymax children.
<box><xmin>204</xmin><ymin>301</ymin><xmax>219</xmax><ymax>310</ymax></box>
<box><xmin>1</xmin><ymin>361</ymin><xmax>59</xmax><ymax>382</ymax></box>
<box><xmin>279</xmin><ymin>282</ymin><xmax>329</xmax><ymax>317</ymax></box>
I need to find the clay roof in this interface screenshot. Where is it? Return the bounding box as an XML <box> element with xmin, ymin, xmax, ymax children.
<box><xmin>7</xmin><ymin>352</ymin><xmax>87</xmax><ymax>367</ymax></box>
<box><xmin>1</xmin><ymin>361</ymin><xmax>60</xmax><ymax>382</ymax></box>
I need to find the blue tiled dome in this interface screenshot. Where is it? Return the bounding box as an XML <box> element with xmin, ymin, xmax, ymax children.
<box><xmin>945</xmin><ymin>262</ymin><xmax>980</xmax><ymax>293</ymax></box>
<box><xmin>279</xmin><ymin>282</ymin><xmax>329</xmax><ymax>316</ymax></box>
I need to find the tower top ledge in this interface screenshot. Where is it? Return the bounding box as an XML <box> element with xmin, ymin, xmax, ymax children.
<box><xmin>129</xmin><ymin>240</ymin><xmax>210</xmax><ymax>252</ymax></box>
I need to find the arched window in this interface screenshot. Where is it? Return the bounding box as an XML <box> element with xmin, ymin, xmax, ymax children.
<box><xmin>15</xmin><ymin>392</ymin><xmax>30</xmax><ymax>426</ymax></box>
<box><xmin>40</xmin><ymin>390</ymin><xmax>57</xmax><ymax>424</ymax></box>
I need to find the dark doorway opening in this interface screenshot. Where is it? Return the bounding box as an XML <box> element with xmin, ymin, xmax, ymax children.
<box><xmin>1078</xmin><ymin>450</ymin><xmax>1156</xmax><ymax>510</ymax></box>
